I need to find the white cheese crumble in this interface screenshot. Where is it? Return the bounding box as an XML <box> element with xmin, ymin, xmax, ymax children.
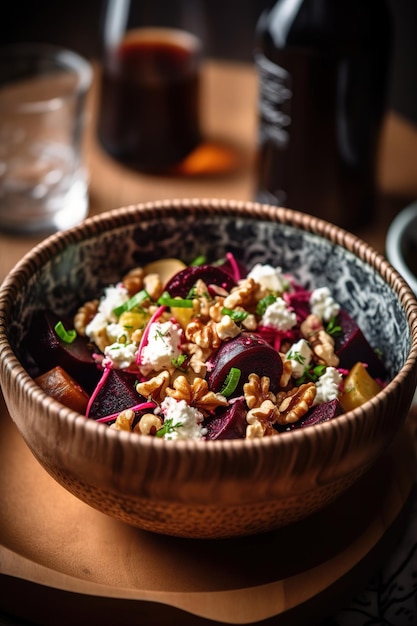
<box><xmin>313</xmin><ymin>367</ymin><xmax>343</xmax><ymax>405</ymax></box>
<box><xmin>310</xmin><ymin>287</ymin><xmax>340</xmax><ymax>322</ymax></box>
<box><xmin>160</xmin><ymin>396</ymin><xmax>207</xmax><ymax>440</ymax></box>
<box><xmin>286</xmin><ymin>339</ymin><xmax>313</xmax><ymax>378</ymax></box>
<box><xmin>86</xmin><ymin>284</ymin><xmax>129</xmax><ymax>341</ymax></box>
<box><xmin>247</xmin><ymin>263</ymin><xmax>289</xmax><ymax>293</ymax></box>
<box><xmin>85</xmin><ymin>311</ymin><xmax>108</xmax><ymax>342</ymax></box>
<box><xmin>216</xmin><ymin>315</ymin><xmax>241</xmax><ymax>341</ymax></box>
<box><xmin>106</xmin><ymin>322</ymin><xmax>130</xmax><ymax>344</ymax></box>
<box><xmin>139</xmin><ymin>320</ymin><xmax>182</xmax><ymax>376</ymax></box>
<box><xmin>98</xmin><ymin>284</ymin><xmax>129</xmax><ymax>321</ymax></box>
<box><xmin>261</xmin><ymin>297</ymin><xmax>297</xmax><ymax>331</ymax></box>
<box><xmin>104</xmin><ymin>341</ymin><xmax>137</xmax><ymax>370</ymax></box>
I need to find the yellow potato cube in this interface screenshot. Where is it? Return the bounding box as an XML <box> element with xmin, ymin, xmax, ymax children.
<box><xmin>171</xmin><ymin>306</ymin><xmax>196</xmax><ymax>330</ymax></box>
<box><xmin>118</xmin><ymin>311</ymin><xmax>148</xmax><ymax>337</ymax></box>
<box><xmin>340</xmin><ymin>362</ymin><xmax>382</xmax><ymax>412</ymax></box>
<box><xmin>143</xmin><ymin>258</ymin><xmax>186</xmax><ymax>285</ymax></box>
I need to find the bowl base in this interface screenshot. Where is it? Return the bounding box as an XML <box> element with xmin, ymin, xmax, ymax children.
<box><xmin>1</xmin><ymin>394</ymin><xmax>416</xmax><ymax>625</ymax></box>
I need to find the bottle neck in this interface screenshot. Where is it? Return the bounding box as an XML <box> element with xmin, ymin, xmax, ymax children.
<box><xmin>256</xmin><ymin>0</ymin><xmax>391</xmax><ymax>56</ymax></box>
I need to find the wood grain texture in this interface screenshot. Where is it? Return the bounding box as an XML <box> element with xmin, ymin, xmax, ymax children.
<box><xmin>1</xmin><ymin>200</ymin><xmax>417</xmax><ymax>539</ymax></box>
<box><xmin>0</xmin><ymin>392</ymin><xmax>415</xmax><ymax>625</ymax></box>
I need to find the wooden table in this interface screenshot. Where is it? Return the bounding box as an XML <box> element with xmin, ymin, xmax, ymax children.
<box><xmin>1</xmin><ymin>59</ymin><xmax>417</xmax><ymax>282</ymax></box>
<box><xmin>1</xmin><ymin>60</ymin><xmax>417</xmax><ymax>626</ymax></box>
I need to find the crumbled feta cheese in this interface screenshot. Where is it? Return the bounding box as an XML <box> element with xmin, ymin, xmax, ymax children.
<box><xmin>247</xmin><ymin>263</ymin><xmax>289</xmax><ymax>293</ymax></box>
<box><xmin>99</xmin><ymin>284</ymin><xmax>129</xmax><ymax>321</ymax></box>
<box><xmin>286</xmin><ymin>339</ymin><xmax>313</xmax><ymax>378</ymax></box>
<box><xmin>139</xmin><ymin>320</ymin><xmax>182</xmax><ymax>376</ymax></box>
<box><xmin>314</xmin><ymin>367</ymin><xmax>343</xmax><ymax>405</ymax></box>
<box><xmin>216</xmin><ymin>315</ymin><xmax>240</xmax><ymax>341</ymax></box>
<box><xmin>160</xmin><ymin>396</ymin><xmax>206</xmax><ymax>440</ymax></box>
<box><xmin>106</xmin><ymin>322</ymin><xmax>130</xmax><ymax>344</ymax></box>
<box><xmin>104</xmin><ymin>341</ymin><xmax>137</xmax><ymax>369</ymax></box>
<box><xmin>261</xmin><ymin>297</ymin><xmax>297</xmax><ymax>331</ymax></box>
<box><xmin>310</xmin><ymin>287</ymin><xmax>340</xmax><ymax>322</ymax></box>
<box><xmin>85</xmin><ymin>311</ymin><xmax>108</xmax><ymax>341</ymax></box>
<box><xmin>85</xmin><ymin>284</ymin><xmax>129</xmax><ymax>341</ymax></box>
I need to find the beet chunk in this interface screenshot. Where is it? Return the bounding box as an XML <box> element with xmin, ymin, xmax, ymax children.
<box><xmin>88</xmin><ymin>369</ymin><xmax>141</xmax><ymax>419</ymax></box>
<box><xmin>26</xmin><ymin>310</ymin><xmax>100</xmax><ymax>394</ymax></box>
<box><xmin>207</xmin><ymin>332</ymin><xmax>283</xmax><ymax>396</ymax></box>
<box><xmin>285</xmin><ymin>290</ymin><xmax>312</xmax><ymax>324</ymax></box>
<box><xmin>217</xmin><ymin>257</ymin><xmax>248</xmax><ymax>281</ymax></box>
<box><xmin>204</xmin><ymin>398</ymin><xmax>248</xmax><ymax>440</ymax></box>
<box><xmin>334</xmin><ymin>309</ymin><xmax>387</xmax><ymax>380</ymax></box>
<box><xmin>164</xmin><ymin>264</ymin><xmax>236</xmax><ymax>298</ymax></box>
<box><xmin>277</xmin><ymin>399</ymin><xmax>344</xmax><ymax>432</ymax></box>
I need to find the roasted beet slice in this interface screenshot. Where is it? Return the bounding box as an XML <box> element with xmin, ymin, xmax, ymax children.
<box><xmin>26</xmin><ymin>310</ymin><xmax>100</xmax><ymax>394</ymax></box>
<box><xmin>204</xmin><ymin>398</ymin><xmax>248</xmax><ymax>440</ymax></box>
<box><xmin>88</xmin><ymin>369</ymin><xmax>141</xmax><ymax>419</ymax></box>
<box><xmin>207</xmin><ymin>332</ymin><xmax>283</xmax><ymax>396</ymax></box>
<box><xmin>284</xmin><ymin>290</ymin><xmax>312</xmax><ymax>324</ymax></box>
<box><xmin>217</xmin><ymin>256</ymin><xmax>248</xmax><ymax>281</ymax></box>
<box><xmin>334</xmin><ymin>309</ymin><xmax>387</xmax><ymax>380</ymax></box>
<box><xmin>164</xmin><ymin>264</ymin><xmax>236</xmax><ymax>298</ymax></box>
<box><xmin>277</xmin><ymin>399</ymin><xmax>344</xmax><ymax>432</ymax></box>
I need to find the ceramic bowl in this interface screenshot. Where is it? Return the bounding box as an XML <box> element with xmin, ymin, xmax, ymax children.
<box><xmin>386</xmin><ymin>201</ymin><xmax>417</xmax><ymax>295</ymax></box>
<box><xmin>1</xmin><ymin>199</ymin><xmax>417</xmax><ymax>539</ymax></box>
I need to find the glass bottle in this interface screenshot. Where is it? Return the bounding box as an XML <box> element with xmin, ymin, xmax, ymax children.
<box><xmin>254</xmin><ymin>0</ymin><xmax>391</xmax><ymax>229</ymax></box>
<box><xmin>97</xmin><ymin>0</ymin><xmax>203</xmax><ymax>172</ymax></box>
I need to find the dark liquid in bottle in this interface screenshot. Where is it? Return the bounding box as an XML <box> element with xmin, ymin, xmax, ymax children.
<box><xmin>98</xmin><ymin>32</ymin><xmax>201</xmax><ymax>172</ymax></box>
<box><xmin>255</xmin><ymin>1</ymin><xmax>391</xmax><ymax>230</ymax></box>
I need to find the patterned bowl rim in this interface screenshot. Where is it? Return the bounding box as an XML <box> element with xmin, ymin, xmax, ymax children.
<box><xmin>1</xmin><ymin>197</ymin><xmax>417</xmax><ymax>452</ymax></box>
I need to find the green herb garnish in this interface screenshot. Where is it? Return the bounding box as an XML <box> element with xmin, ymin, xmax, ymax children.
<box><xmin>220</xmin><ymin>367</ymin><xmax>241</xmax><ymax>397</ymax></box>
<box><xmin>325</xmin><ymin>316</ymin><xmax>342</xmax><ymax>337</ymax></box>
<box><xmin>171</xmin><ymin>354</ymin><xmax>188</xmax><ymax>371</ymax></box>
<box><xmin>296</xmin><ymin>364</ymin><xmax>327</xmax><ymax>385</ymax></box>
<box><xmin>113</xmin><ymin>289</ymin><xmax>149</xmax><ymax>317</ymax></box>
<box><xmin>156</xmin><ymin>418</ymin><xmax>182</xmax><ymax>438</ymax></box>
<box><xmin>286</xmin><ymin>350</ymin><xmax>305</xmax><ymax>365</ymax></box>
<box><xmin>157</xmin><ymin>292</ymin><xmax>194</xmax><ymax>308</ymax></box>
<box><xmin>155</xmin><ymin>328</ymin><xmax>169</xmax><ymax>340</ymax></box>
<box><xmin>54</xmin><ymin>321</ymin><xmax>77</xmax><ymax>344</ymax></box>
<box><xmin>221</xmin><ymin>308</ymin><xmax>249</xmax><ymax>323</ymax></box>
<box><xmin>190</xmin><ymin>255</ymin><xmax>206</xmax><ymax>266</ymax></box>
<box><xmin>256</xmin><ymin>294</ymin><xmax>277</xmax><ymax>316</ymax></box>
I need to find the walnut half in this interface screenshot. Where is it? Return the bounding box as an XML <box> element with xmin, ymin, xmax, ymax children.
<box><xmin>276</xmin><ymin>382</ymin><xmax>316</xmax><ymax>425</ymax></box>
<box><xmin>166</xmin><ymin>375</ymin><xmax>228</xmax><ymax>417</ymax></box>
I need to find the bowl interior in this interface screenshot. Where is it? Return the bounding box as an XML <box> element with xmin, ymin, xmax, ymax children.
<box><xmin>5</xmin><ymin>204</ymin><xmax>411</xmax><ymax>382</ymax></box>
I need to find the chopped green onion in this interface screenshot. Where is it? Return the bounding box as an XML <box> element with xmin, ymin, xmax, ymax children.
<box><xmin>54</xmin><ymin>320</ymin><xmax>77</xmax><ymax>344</ymax></box>
<box><xmin>190</xmin><ymin>255</ymin><xmax>206</xmax><ymax>266</ymax></box>
<box><xmin>221</xmin><ymin>307</ymin><xmax>248</xmax><ymax>323</ymax></box>
<box><xmin>171</xmin><ymin>354</ymin><xmax>188</xmax><ymax>370</ymax></box>
<box><xmin>256</xmin><ymin>294</ymin><xmax>277</xmax><ymax>316</ymax></box>
<box><xmin>325</xmin><ymin>316</ymin><xmax>342</xmax><ymax>337</ymax></box>
<box><xmin>220</xmin><ymin>367</ymin><xmax>241</xmax><ymax>397</ymax></box>
<box><xmin>296</xmin><ymin>364</ymin><xmax>327</xmax><ymax>385</ymax></box>
<box><xmin>113</xmin><ymin>290</ymin><xmax>149</xmax><ymax>317</ymax></box>
<box><xmin>157</xmin><ymin>292</ymin><xmax>194</xmax><ymax>308</ymax></box>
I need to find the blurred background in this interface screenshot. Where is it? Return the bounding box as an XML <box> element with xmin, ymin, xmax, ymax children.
<box><xmin>1</xmin><ymin>0</ymin><xmax>416</xmax><ymax>127</ymax></box>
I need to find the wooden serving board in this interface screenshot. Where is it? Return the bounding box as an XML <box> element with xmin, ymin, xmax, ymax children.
<box><xmin>0</xmin><ymin>392</ymin><xmax>416</xmax><ymax>626</ymax></box>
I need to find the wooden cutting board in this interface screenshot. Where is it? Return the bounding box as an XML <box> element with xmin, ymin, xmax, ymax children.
<box><xmin>0</xmin><ymin>392</ymin><xmax>416</xmax><ymax>626</ymax></box>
